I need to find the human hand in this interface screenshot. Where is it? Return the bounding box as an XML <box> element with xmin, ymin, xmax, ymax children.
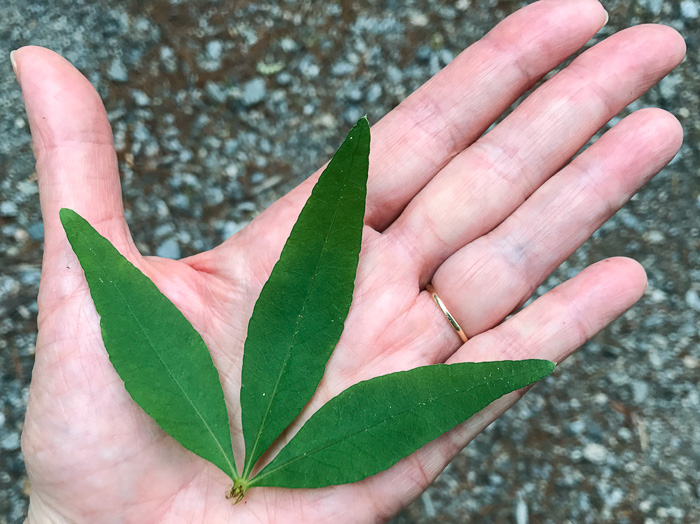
<box><xmin>17</xmin><ymin>0</ymin><xmax>684</xmax><ymax>522</ymax></box>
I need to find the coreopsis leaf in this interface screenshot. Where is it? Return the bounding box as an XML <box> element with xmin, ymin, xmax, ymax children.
<box><xmin>250</xmin><ymin>360</ymin><xmax>555</xmax><ymax>489</ymax></box>
<box><xmin>60</xmin><ymin>209</ymin><xmax>237</xmax><ymax>480</ymax></box>
<box><xmin>240</xmin><ymin>117</ymin><xmax>370</xmax><ymax>476</ymax></box>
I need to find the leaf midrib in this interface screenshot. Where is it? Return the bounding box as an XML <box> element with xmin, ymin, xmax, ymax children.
<box><xmin>244</xmin><ymin>135</ymin><xmax>363</xmax><ymax>476</ymax></box>
<box><xmin>251</xmin><ymin>367</ymin><xmax>541</xmax><ymax>484</ymax></box>
<box><xmin>77</xmin><ymin>228</ymin><xmax>237</xmax><ymax>479</ymax></box>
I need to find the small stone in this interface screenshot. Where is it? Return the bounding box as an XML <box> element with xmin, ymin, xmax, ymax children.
<box><xmin>156</xmin><ymin>239</ymin><xmax>181</xmax><ymax>259</ymax></box>
<box><xmin>0</xmin><ymin>276</ymin><xmax>20</xmax><ymax>299</ymax></box>
<box><xmin>683</xmin><ymin>356</ymin><xmax>698</xmax><ymax>369</ymax></box>
<box><xmin>0</xmin><ymin>201</ymin><xmax>18</xmax><ymax>217</ymax></box>
<box><xmin>0</xmin><ymin>431</ymin><xmax>20</xmax><ymax>450</ymax></box>
<box><xmin>276</xmin><ymin>72</ymin><xmax>292</xmax><ymax>86</ymax></box>
<box><xmin>107</xmin><ymin>58</ymin><xmax>129</xmax><ymax>82</ymax></box>
<box><xmin>331</xmin><ymin>61</ymin><xmax>355</xmax><ymax>76</ymax></box>
<box><xmin>583</xmin><ymin>443</ymin><xmax>607</xmax><ymax>464</ymax></box>
<box><xmin>631</xmin><ymin>381</ymin><xmax>649</xmax><ymax>403</ymax></box>
<box><xmin>279</xmin><ymin>37</ymin><xmax>298</xmax><ymax>52</ymax></box>
<box><xmin>659</xmin><ymin>74</ymin><xmax>681</xmax><ymax>99</ymax></box>
<box><xmin>366</xmin><ymin>83</ymin><xmax>382</xmax><ymax>103</ymax></box>
<box><xmin>206</xmin><ymin>40</ymin><xmax>223</xmax><ymax>60</ymax></box>
<box><xmin>386</xmin><ymin>65</ymin><xmax>403</xmax><ymax>83</ymax></box>
<box><xmin>343</xmin><ymin>106</ymin><xmax>364</xmax><ymax>125</ymax></box>
<box><xmin>19</xmin><ymin>268</ymin><xmax>41</xmax><ymax>287</ymax></box>
<box><xmin>645</xmin><ymin>230</ymin><xmax>665</xmax><ymax>244</ymax></box>
<box><xmin>409</xmin><ymin>12</ymin><xmax>429</xmax><ymax>26</ymax></box>
<box><xmin>131</xmin><ymin>89</ymin><xmax>151</xmax><ymax>106</ymax></box>
<box><xmin>681</xmin><ymin>0</ymin><xmax>699</xmax><ymax>18</ymax></box>
<box><xmin>242</xmin><ymin>78</ymin><xmax>267</xmax><ymax>107</ymax></box>
<box><xmin>415</xmin><ymin>45</ymin><xmax>432</xmax><ymax>62</ymax></box>
<box><xmin>438</xmin><ymin>49</ymin><xmax>454</xmax><ymax>66</ymax></box>
<box><xmin>250</xmin><ymin>172</ymin><xmax>266</xmax><ymax>185</ymax></box>
<box><xmin>684</xmin><ymin>288</ymin><xmax>700</xmax><ymax>311</ymax></box>
<box><xmin>299</xmin><ymin>56</ymin><xmax>320</xmax><ymax>78</ymax></box>
<box><xmin>515</xmin><ymin>497</ymin><xmax>528</xmax><ymax>524</ymax></box>
<box><xmin>567</xmin><ymin>419</ymin><xmax>586</xmax><ymax>436</ymax></box>
<box><xmin>602</xmin><ymin>487</ymin><xmax>625</xmax><ymax>508</ymax></box>
<box><xmin>639</xmin><ymin>0</ymin><xmax>663</xmax><ymax>14</ymax></box>
<box><xmin>346</xmin><ymin>86</ymin><xmax>363</xmax><ymax>103</ymax></box>
<box><xmin>205</xmin><ymin>82</ymin><xmax>228</xmax><ymax>104</ymax></box>
<box><xmin>160</xmin><ymin>45</ymin><xmax>178</xmax><ymax>73</ymax></box>
<box><xmin>27</xmin><ymin>222</ymin><xmax>44</xmax><ymax>241</ymax></box>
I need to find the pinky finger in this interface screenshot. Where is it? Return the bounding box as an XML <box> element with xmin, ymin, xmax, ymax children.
<box><xmin>449</xmin><ymin>256</ymin><xmax>647</xmax><ymax>365</ymax></box>
<box><xmin>355</xmin><ymin>257</ymin><xmax>648</xmax><ymax>516</ymax></box>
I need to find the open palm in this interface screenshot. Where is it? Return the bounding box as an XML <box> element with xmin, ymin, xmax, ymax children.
<box><xmin>18</xmin><ymin>1</ymin><xmax>684</xmax><ymax>522</ymax></box>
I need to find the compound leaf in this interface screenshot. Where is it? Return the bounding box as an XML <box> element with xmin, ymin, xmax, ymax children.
<box><xmin>240</xmin><ymin>117</ymin><xmax>370</xmax><ymax>476</ymax></box>
<box><xmin>251</xmin><ymin>360</ymin><xmax>555</xmax><ymax>488</ymax></box>
<box><xmin>60</xmin><ymin>209</ymin><xmax>237</xmax><ymax>480</ymax></box>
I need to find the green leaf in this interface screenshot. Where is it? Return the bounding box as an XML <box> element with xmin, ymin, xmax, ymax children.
<box><xmin>240</xmin><ymin>117</ymin><xmax>370</xmax><ymax>476</ymax></box>
<box><xmin>250</xmin><ymin>360</ymin><xmax>555</xmax><ymax>488</ymax></box>
<box><xmin>60</xmin><ymin>209</ymin><xmax>237</xmax><ymax>480</ymax></box>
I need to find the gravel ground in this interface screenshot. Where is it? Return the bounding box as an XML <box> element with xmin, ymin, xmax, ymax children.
<box><xmin>1</xmin><ymin>1</ymin><xmax>698</xmax><ymax>522</ymax></box>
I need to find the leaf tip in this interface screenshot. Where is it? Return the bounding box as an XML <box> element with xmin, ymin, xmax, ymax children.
<box><xmin>542</xmin><ymin>359</ymin><xmax>557</xmax><ymax>375</ymax></box>
<box><xmin>59</xmin><ymin>207</ymin><xmax>75</xmax><ymax>222</ymax></box>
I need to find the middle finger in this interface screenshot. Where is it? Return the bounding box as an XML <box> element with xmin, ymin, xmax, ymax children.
<box><xmin>384</xmin><ymin>24</ymin><xmax>685</xmax><ymax>284</ymax></box>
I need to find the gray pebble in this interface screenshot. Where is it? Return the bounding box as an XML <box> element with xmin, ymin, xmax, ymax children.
<box><xmin>331</xmin><ymin>61</ymin><xmax>355</xmax><ymax>76</ymax></box>
<box><xmin>206</xmin><ymin>40</ymin><xmax>223</xmax><ymax>60</ymax></box>
<box><xmin>156</xmin><ymin>238</ymin><xmax>181</xmax><ymax>259</ymax></box>
<box><xmin>515</xmin><ymin>498</ymin><xmax>528</xmax><ymax>524</ymax></box>
<box><xmin>632</xmin><ymin>380</ymin><xmax>649</xmax><ymax>403</ymax></box>
<box><xmin>0</xmin><ymin>276</ymin><xmax>19</xmax><ymax>299</ymax></box>
<box><xmin>366</xmin><ymin>83</ymin><xmax>383</xmax><ymax>103</ymax></box>
<box><xmin>639</xmin><ymin>0</ymin><xmax>664</xmax><ymax>14</ymax></box>
<box><xmin>276</xmin><ymin>72</ymin><xmax>292</xmax><ymax>86</ymax></box>
<box><xmin>159</xmin><ymin>45</ymin><xmax>178</xmax><ymax>73</ymax></box>
<box><xmin>205</xmin><ymin>81</ymin><xmax>228</xmax><ymax>104</ymax></box>
<box><xmin>681</xmin><ymin>0</ymin><xmax>699</xmax><ymax>18</ymax></box>
<box><xmin>107</xmin><ymin>58</ymin><xmax>129</xmax><ymax>82</ymax></box>
<box><xmin>0</xmin><ymin>431</ymin><xmax>20</xmax><ymax>451</ymax></box>
<box><xmin>131</xmin><ymin>89</ymin><xmax>151</xmax><ymax>106</ymax></box>
<box><xmin>346</xmin><ymin>86</ymin><xmax>363</xmax><ymax>103</ymax></box>
<box><xmin>242</xmin><ymin>77</ymin><xmax>266</xmax><ymax>107</ymax></box>
<box><xmin>279</xmin><ymin>37</ymin><xmax>298</xmax><ymax>52</ymax></box>
<box><xmin>343</xmin><ymin>106</ymin><xmax>364</xmax><ymax>125</ymax></box>
<box><xmin>27</xmin><ymin>222</ymin><xmax>44</xmax><ymax>241</ymax></box>
<box><xmin>685</xmin><ymin>288</ymin><xmax>700</xmax><ymax>311</ymax></box>
<box><xmin>0</xmin><ymin>201</ymin><xmax>18</xmax><ymax>217</ymax></box>
<box><xmin>583</xmin><ymin>443</ymin><xmax>608</xmax><ymax>465</ymax></box>
<box><xmin>298</xmin><ymin>56</ymin><xmax>320</xmax><ymax>78</ymax></box>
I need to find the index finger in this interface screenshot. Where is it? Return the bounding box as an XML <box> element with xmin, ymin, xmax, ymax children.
<box><xmin>247</xmin><ymin>0</ymin><xmax>608</xmax><ymax>243</ymax></box>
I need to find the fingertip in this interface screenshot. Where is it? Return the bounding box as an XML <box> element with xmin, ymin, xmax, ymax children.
<box><xmin>637</xmin><ymin>23</ymin><xmax>687</xmax><ymax>67</ymax></box>
<box><xmin>15</xmin><ymin>46</ymin><xmax>113</xmax><ymax>154</ymax></box>
<box><xmin>619</xmin><ymin>108</ymin><xmax>684</xmax><ymax>160</ymax></box>
<box><xmin>657</xmin><ymin>24</ymin><xmax>687</xmax><ymax>64</ymax></box>
<box><xmin>598</xmin><ymin>256</ymin><xmax>648</xmax><ymax>304</ymax></box>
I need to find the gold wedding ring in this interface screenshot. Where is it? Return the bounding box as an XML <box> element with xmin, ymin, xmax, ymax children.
<box><xmin>426</xmin><ymin>283</ymin><xmax>468</xmax><ymax>343</ymax></box>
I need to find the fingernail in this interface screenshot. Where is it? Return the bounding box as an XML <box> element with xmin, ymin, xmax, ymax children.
<box><xmin>10</xmin><ymin>50</ymin><xmax>18</xmax><ymax>78</ymax></box>
<box><xmin>603</xmin><ymin>8</ymin><xmax>609</xmax><ymax>26</ymax></box>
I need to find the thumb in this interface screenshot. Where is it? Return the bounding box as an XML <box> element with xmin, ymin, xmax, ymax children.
<box><xmin>12</xmin><ymin>46</ymin><xmax>138</xmax><ymax>300</ymax></box>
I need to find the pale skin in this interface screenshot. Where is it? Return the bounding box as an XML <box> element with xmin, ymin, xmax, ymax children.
<box><xmin>15</xmin><ymin>0</ymin><xmax>685</xmax><ymax>522</ymax></box>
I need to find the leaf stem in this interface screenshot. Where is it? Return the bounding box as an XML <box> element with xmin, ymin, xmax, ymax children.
<box><xmin>225</xmin><ymin>477</ymin><xmax>251</xmax><ymax>504</ymax></box>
